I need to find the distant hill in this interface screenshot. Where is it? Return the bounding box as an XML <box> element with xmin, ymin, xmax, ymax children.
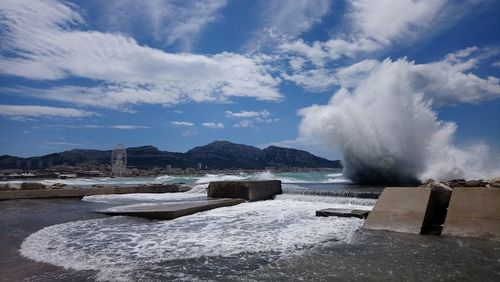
<box><xmin>0</xmin><ymin>141</ymin><xmax>341</xmax><ymax>169</ymax></box>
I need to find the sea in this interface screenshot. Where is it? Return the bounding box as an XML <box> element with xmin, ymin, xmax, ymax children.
<box><xmin>1</xmin><ymin>170</ymin><xmax>499</xmax><ymax>281</ymax></box>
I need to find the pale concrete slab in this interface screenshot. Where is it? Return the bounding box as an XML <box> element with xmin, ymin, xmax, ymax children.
<box><xmin>97</xmin><ymin>198</ymin><xmax>245</xmax><ymax>220</ymax></box>
<box><xmin>443</xmin><ymin>187</ymin><xmax>500</xmax><ymax>240</ymax></box>
<box><xmin>208</xmin><ymin>180</ymin><xmax>282</xmax><ymax>201</ymax></box>
<box><xmin>363</xmin><ymin>187</ymin><xmax>432</xmax><ymax>234</ymax></box>
<box><xmin>0</xmin><ymin>184</ymin><xmax>187</xmax><ymax>200</ymax></box>
<box><xmin>316</xmin><ymin>208</ymin><xmax>369</xmax><ymax>219</ymax></box>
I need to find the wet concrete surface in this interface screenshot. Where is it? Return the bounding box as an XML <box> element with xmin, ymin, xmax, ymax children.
<box><xmin>0</xmin><ymin>199</ymin><xmax>112</xmax><ymax>281</ymax></box>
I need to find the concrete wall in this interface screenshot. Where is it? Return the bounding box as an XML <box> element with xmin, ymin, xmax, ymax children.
<box><xmin>363</xmin><ymin>187</ymin><xmax>433</xmax><ymax>234</ymax></box>
<box><xmin>207</xmin><ymin>180</ymin><xmax>282</xmax><ymax>201</ymax></box>
<box><xmin>0</xmin><ymin>184</ymin><xmax>185</xmax><ymax>200</ymax></box>
<box><xmin>442</xmin><ymin>187</ymin><xmax>500</xmax><ymax>240</ymax></box>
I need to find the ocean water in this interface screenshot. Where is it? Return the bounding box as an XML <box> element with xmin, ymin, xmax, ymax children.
<box><xmin>0</xmin><ymin>170</ymin><xmax>351</xmax><ymax>188</ymax></box>
<box><xmin>5</xmin><ymin>171</ymin><xmax>499</xmax><ymax>281</ymax></box>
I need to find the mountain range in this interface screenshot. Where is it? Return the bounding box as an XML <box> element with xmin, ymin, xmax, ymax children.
<box><xmin>0</xmin><ymin>141</ymin><xmax>341</xmax><ymax>170</ymax></box>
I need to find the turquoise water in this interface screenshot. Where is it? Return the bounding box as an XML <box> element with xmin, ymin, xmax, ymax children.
<box><xmin>1</xmin><ymin>170</ymin><xmax>349</xmax><ymax>187</ymax></box>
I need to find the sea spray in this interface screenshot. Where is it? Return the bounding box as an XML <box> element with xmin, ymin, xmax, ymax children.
<box><xmin>299</xmin><ymin>58</ymin><xmax>499</xmax><ymax>184</ymax></box>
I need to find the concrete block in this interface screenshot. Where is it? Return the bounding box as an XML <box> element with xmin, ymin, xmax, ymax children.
<box><xmin>442</xmin><ymin>187</ymin><xmax>500</xmax><ymax>240</ymax></box>
<box><xmin>363</xmin><ymin>187</ymin><xmax>433</xmax><ymax>234</ymax></box>
<box><xmin>97</xmin><ymin>198</ymin><xmax>245</xmax><ymax>220</ymax></box>
<box><xmin>316</xmin><ymin>208</ymin><xmax>369</xmax><ymax>219</ymax></box>
<box><xmin>208</xmin><ymin>180</ymin><xmax>282</xmax><ymax>201</ymax></box>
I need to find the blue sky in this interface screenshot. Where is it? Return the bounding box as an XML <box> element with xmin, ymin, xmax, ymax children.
<box><xmin>0</xmin><ymin>0</ymin><xmax>499</xmax><ymax>160</ymax></box>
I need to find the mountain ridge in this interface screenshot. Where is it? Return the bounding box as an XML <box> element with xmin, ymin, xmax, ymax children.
<box><xmin>0</xmin><ymin>141</ymin><xmax>342</xmax><ymax>169</ymax></box>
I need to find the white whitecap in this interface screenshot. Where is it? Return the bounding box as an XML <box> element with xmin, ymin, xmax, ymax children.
<box><xmin>20</xmin><ymin>200</ymin><xmax>363</xmax><ymax>281</ymax></box>
<box><xmin>194</xmin><ymin>174</ymin><xmax>247</xmax><ymax>183</ymax></box>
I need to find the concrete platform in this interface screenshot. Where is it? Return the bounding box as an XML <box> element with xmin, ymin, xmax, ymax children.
<box><xmin>363</xmin><ymin>187</ymin><xmax>433</xmax><ymax>234</ymax></box>
<box><xmin>97</xmin><ymin>198</ymin><xmax>245</xmax><ymax>220</ymax></box>
<box><xmin>316</xmin><ymin>208</ymin><xmax>369</xmax><ymax>219</ymax></box>
<box><xmin>443</xmin><ymin>187</ymin><xmax>500</xmax><ymax>240</ymax></box>
<box><xmin>0</xmin><ymin>184</ymin><xmax>188</xmax><ymax>200</ymax></box>
<box><xmin>208</xmin><ymin>180</ymin><xmax>282</xmax><ymax>201</ymax></box>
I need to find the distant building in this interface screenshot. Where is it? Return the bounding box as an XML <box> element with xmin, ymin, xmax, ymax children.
<box><xmin>198</xmin><ymin>163</ymin><xmax>202</xmax><ymax>169</ymax></box>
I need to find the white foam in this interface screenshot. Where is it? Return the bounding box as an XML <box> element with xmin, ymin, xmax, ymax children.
<box><xmin>274</xmin><ymin>194</ymin><xmax>375</xmax><ymax>207</ymax></box>
<box><xmin>195</xmin><ymin>174</ymin><xmax>247</xmax><ymax>184</ymax></box>
<box><xmin>154</xmin><ymin>175</ymin><xmax>174</xmax><ymax>181</ymax></box>
<box><xmin>323</xmin><ymin>177</ymin><xmax>352</xmax><ymax>184</ymax></box>
<box><xmin>184</xmin><ymin>183</ymin><xmax>209</xmax><ymax>194</ymax></box>
<box><xmin>21</xmin><ymin>200</ymin><xmax>363</xmax><ymax>281</ymax></box>
<box><xmin>82</xmin><ymin>192</ymin><xmax>206</xmax><ymax>204</ymax></box>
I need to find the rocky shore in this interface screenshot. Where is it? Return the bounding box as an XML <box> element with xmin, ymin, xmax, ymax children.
<box><xmin>0</xmin><ymin>182</ymin><xmax>189</xmax><ymax>192</ymax></box>
<box><xmin>420</xmin><ymin>177</ymin><xmax>500</xmax><ymax>190</ymax></box>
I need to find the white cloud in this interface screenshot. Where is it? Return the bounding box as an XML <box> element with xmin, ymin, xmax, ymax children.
<box><xmin>227</xmin><ymin>109</ymin><xmax>276</xmax><ymax>128</ymax></box>
<box><xmin>0</xmin><ymin>105</ymin><xmax>95</xmax><ymax>120</ymax></box>
<box><xmin>46</xmin><ymin>142</ymin><xmax>82</xmax><ymax>146</ymax></box>
<box><xmin>181</xmin><ymin>129</ymin><xmax>197</xmax><ymax>137</ymax></box>
<box><xmin>109</xmin><ymin>125</ymin><xmax>149</xmax><ymax>130</ymax></box>
<box><xmin>0</xmin><ymin>0</ymin><xmax>281</xmax><ymax>110</ymax></box>
<box><xmin>226</xmin><ymin>109</ymin><xmax>270</xmax><ymax>119</ymax></box>
<box><xmin>246</xmin><ymin>0</ymin><xmax>331</xmax><ymax>51</ymax></box>
<box><xmin>233</xmin><ymin>120</ymin><xmax>254</xmax><ymax>128</ymax></box>
<box><xmin>277</xmin><ymin>0</ymin><xmax>482</xmax><ymax>90</ymax></box>
<box><xmin>284</xmin><ymin>47</ymin><xmax>500</xmax><ymax>104</ymax></box>
<box><xmin>348</xmin><ymin>0</ymin><xmax>447</xmax><ymax>45</ymax></box>
<box><xmin>170</xmin><ymin>121</ymin><xmax>194</xmax><ymax>127</ymax></box>
<box><xmin>348</xmin><ymin>52</ymin><xmax>500</xmax><ymax>106</ymax></box>
<box><xmin>202</xmin><ymin>122</ymin><xmax>224</xmax><ymax>129</ymax></box>
<box><xmin>98</xmin><ymin>0</ymin><xmax>227</xmax><ymax>50</ymax></box>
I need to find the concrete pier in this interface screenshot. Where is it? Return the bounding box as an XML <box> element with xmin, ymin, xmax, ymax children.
<box><xmin>97</xmin><ymin>198</ymin><xmax>245</xmax><ymax>220</ymax></box>
<box><xmin>208</xmin><ymin>180</ymin><xmax>282</xmax><ymax>201</ymax></box>
<box><xmin>363</xmin><ymin>187</ymin><xmax>433</xmax><ymax>234</ymax></box>
<box><xmin>443</xmin><ymin>187</ymin><xmax>500</xmax><ymax>240</ymax></box>
<box><xmin>0</xmin><ymin>184</ymin><xmax>188</xmax><ymax>200</ymax></box>
<box><xmin>316</xmin><ymin>208</ymin><xmax>369</xmax><ymax>219</ymax></box>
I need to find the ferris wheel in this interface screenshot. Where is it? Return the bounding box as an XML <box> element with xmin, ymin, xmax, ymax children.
<box><xmin>110</xmin><ymin>144</ymin><xmax>127</xmax><ymax>177</ymax></box>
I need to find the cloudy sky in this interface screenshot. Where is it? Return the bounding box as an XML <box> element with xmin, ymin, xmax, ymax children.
<box><xmin>0</xmin><ymin>0</ymin><xmax>499</xmax><ymax>159</ymax></box>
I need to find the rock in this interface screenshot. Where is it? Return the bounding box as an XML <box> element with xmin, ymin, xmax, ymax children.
<box><xmin>5</xmin><ymin>182</ymin><xmax>19</xmax><ymax>190</ymax></box>
<box><xmin>488</xmin><ymin>177</ymin><xmax>500</xmax><ymax>188</ymax></box>
<box><xmin>0</xmin><ymin>184</ymin><xmax>9</xmax><ymax>191</ymax></box>
<box><xmin>92</xmin><ymin>184</ymin><xmax>104</xmax><ymax>188</ymax></box>
<box><xmin>20</xmin><ymin>182</ymin><xmax>46</xmax><ymax>190</ymax></box>
<box><xmin>446</xmin><ymin>179</ymin><xmax>466</xmax><ymax>188</ymax></box>
<box><xmin>51</xmin><ymin>183</ymin><xmax>67</xmax><ymax>189</ymax></box>
<box><xmin>421</xmin><ymin>179</ymin><xmax>434</xmax><ymax>186</ymax></box>
<box><xmin>464</xmin><ymin>179</ymin><xmax>488</xmax><ymax>187</ymax></box>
